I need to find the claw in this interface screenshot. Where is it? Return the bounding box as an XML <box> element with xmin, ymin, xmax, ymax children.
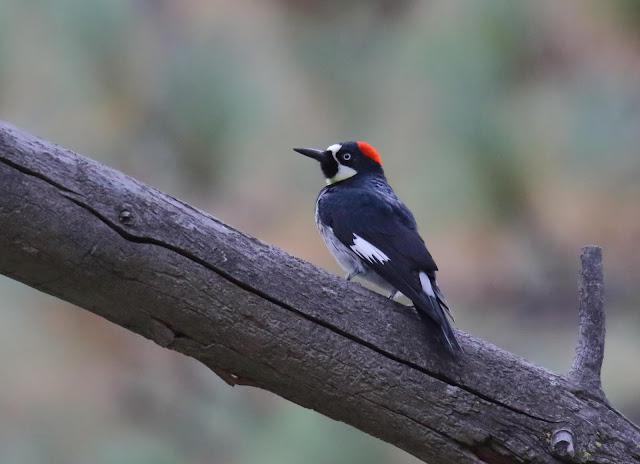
<box><xmin>345</xmin><ymin>270</ymin><xmax>360</xmax><ymax>281</ymax></box>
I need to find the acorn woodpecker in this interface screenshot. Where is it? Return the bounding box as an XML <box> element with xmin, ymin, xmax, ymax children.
<box><xmin>294</xmin><ymin>141</ymin><xmax>460</xmax><ymax>353</ymax></box>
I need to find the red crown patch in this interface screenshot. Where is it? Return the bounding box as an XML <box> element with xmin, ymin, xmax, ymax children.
<box><xmin>357</xmin><ymin>141</ymin><xmax>382</xmax><ymax>165</ymax></box>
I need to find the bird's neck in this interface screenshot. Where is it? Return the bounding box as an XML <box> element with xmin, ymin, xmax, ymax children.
<box><xmin>353</xmin><ymin>170</ymin><xmax>388</xmax><ymax>187</ymax></box>
<box><xmin>323</xmin><ymin>171</ymin><xmax>388</xmax><ymax>193</ymax></box>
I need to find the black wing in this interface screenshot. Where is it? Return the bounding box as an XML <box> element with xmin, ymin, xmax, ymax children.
<box><xmin>319</xmin><ymin>188</ymin><xmax>460</xmax><ymax>352</ymax></box>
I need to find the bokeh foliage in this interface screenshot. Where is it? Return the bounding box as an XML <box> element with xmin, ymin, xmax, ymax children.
<box><xmin>1</xmin><ymin>1</ymin><xmax>640</xmax><ymax>463</ymax></box>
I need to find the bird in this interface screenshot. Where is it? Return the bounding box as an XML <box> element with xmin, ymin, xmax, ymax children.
<box><xmin>294</xmin><ymin>141</ymin><xmax>461</xmax><ymax>353</ymax></box>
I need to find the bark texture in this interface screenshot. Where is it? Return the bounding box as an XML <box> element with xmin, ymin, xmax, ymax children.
<box><xmin>570</xmin><ymin>246</ymin><xmax>606</xmax><ymax>400</ymax></box>
<box><xmin>0</xmin><ymin>121</ymin><xmax>638</xmax><ymax>464</ymax></box>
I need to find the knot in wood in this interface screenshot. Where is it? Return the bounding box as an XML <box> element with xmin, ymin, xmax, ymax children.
<box><xmin>551</xmin><ymin>428</ymin><xmax>575</xmax><ymax>458</ymax></box>
<box><xmin>118</xmin><ymin>208</ymin><xmax>133</xmax><ymax>224</ymax></box>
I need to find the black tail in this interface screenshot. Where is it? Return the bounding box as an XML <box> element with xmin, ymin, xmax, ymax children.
<box><xmin>414</xmin><ymin>303</ymin><xmax>461</xmax><ymax>355</ymax></box>
<box><xmin>413</xmin><ymin>273</ymin><xmax>461</xmax><ymax>355</ymax></box>
<box><xmin>408</xmin><ymin>296</ymin><xmax>462</xmax><ymax>355</ymax></box>
<box><xmin>421</xmin><ymin>296</ymin><xmax>461</xmax><ymax>354</ymax></box>
<box><xmin>377</xmin><ymin>266</ymin><xmax>461</xmax><ymax>354</ymax></box>
<box><xmin>431</xmin><ymin>278</ymin><xmax>454</xmax><ymax>321</ymax></box>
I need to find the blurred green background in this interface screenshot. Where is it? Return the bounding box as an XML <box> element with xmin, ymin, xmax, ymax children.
<box><xmin>2</xmin><ymin>1</ymin><xmax>640</xmax><ymax>463</ymax></box>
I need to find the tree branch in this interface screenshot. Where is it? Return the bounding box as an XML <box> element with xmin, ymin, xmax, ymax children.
<box><xmin>570</xmin><ymin>246</ymin><xmax>607</xmax><ymax>400</ymax></box>
<box><xmin>0</xmin><ymin>121</ymin><xmax>639</xmax><ymax>464</ymax></box>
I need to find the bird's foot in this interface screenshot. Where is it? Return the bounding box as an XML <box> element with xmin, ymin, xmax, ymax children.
<box><xmin>345</xmin><ymin>271</ymin><xmax>361</xmax><ymax>281</ymax></box>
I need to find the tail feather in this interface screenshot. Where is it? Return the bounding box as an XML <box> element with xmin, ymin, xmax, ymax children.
<box><xmin>417</xmin><ymin>272</ymin><xmax>461</xmax><ymax>354</ymax></box>
<box><xmin>428</xmin><ymin>296</ymin><xmax>461</xmax><ymax>353</ymax></box>
<box><xmin>415</xmin><ymin>297</ymin><xmax>461</xmax><ymax>354</ymax></box>
<box><xmin>431</xmin><ymin>279</ymin><xmax>454</xmax><ymax>322</ymax></box>
<box><xmin>374</xmin><ymin>265</ymin><xmax>461</xmax><ymax>354</ymax></box>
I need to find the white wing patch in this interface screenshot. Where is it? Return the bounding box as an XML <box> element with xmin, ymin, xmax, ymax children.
<box><xmin>419</xmin><ymin>271</ymin><xmax>436</xmax><ymax>297</ymax></box>
<box><xmin>351</xmin><ymin>234</ymin><xmax>389</xmax><ymax>263</ymax></box>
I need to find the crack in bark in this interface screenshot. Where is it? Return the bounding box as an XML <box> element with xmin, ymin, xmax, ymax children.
<box><xmin>56</xmin><ymin>189</ymin><xmax>559</xmax><ymax>425</ymax></box>
<box><xmin>364</xmin><ymin>396</ymin><xmax>496</xmax><ymax>464</ymax></box>
<box><xmin>0</xmin><ymin>147</ymin><xmax>565</xmax><ymax>425</ymax></box>
<box><xmin>0</xmin><ymin>154</ymin><xmax>78</xmax><ymax>194</ymax></box>
<box><xmin>3</xmin><ymin>121</ymin><xmax>640</xmax><ymax>464</ymax></box>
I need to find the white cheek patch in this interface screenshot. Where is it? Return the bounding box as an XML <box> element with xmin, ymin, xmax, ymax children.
<box><xmin>326</xmin><ymin>164</ymin><xmax>357</xmax><ymax>184</ymax></box>
<box><xmin>327</xmin><ymin>143</ymin><xmax>342</xmax><ymax>156</ymax></box>
<box><xmin>419</xmin><ymin>272</ymin><xmax>436</xmax><ymax>297</ymax></box>
<box><xmin>325</xmin><ymin>142</ymin><xmax>357</xmax><ymax>184</ymax></box>
<box><xmin>351</xmin><ymin>234</ymin><xmax>390</xmax><ymax>263</ymax></box>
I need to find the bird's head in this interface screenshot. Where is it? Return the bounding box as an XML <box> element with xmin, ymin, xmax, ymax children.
<box><xmin>294</xmin><ymin>141</ymin><xmax>383</xmax><ymax>185</ymax></box>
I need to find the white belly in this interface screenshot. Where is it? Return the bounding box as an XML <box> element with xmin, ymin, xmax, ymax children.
<box><xmin>317</xmin><ymin>222</ymin><xmax>365</xmax><ymax>275</ymax></box>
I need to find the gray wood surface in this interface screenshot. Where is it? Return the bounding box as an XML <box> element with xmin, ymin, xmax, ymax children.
<box><xmin>1</xmin><ymin>121</ymin><xmax>638</xmax><ymax>464</ymax></box>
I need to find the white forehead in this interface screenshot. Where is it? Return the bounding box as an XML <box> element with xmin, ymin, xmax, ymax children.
<box><xmin>327</xmin><ymin>143</ymin><xmax>342</xmax><ymax>156</ymax></box>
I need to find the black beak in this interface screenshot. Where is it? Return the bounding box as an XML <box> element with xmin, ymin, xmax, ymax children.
<box><xmin>293</xmin><ymin>147</ymin><xmax>327</xmax><ymax>162</ymax></box>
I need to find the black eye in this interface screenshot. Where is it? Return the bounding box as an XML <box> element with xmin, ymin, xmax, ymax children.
<box><xmin>342</xmin><ymin>153</ymin><xmax>351</xmax><ymax>161</ymax></box>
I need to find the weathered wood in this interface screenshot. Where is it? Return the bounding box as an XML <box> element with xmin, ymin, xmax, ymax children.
<box><xmin>570</xmin><ymin>246</ymin><xmax>606</xmax><ymax>401</ymax></box>
<box><xmin>0</xmin><ymin>121</ymin><xmax>638</xmax><ymax>464</ymax></box>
